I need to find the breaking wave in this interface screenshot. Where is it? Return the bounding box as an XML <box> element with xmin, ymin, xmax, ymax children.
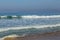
<box><xmin>0</xmin><ymin>15</ymin><xmax>60</xmax><ymax>19</ymax></box>
<box><xmin>0</xmin><ymin>15</ymin><xmax>60</xmax><ymax>39</ymax></box>
<box><xmin>0</xmin><ymin>24</ymin><xmax>60</xmax><ymax>39</ymax></box>
<box><xmin>0</xmin><ymin>24</ymin><xmax>60</xmax><ymax>32</ymax></box>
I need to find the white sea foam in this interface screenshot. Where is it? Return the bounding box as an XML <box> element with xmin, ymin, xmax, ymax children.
<box><xmin>0</xmin><ymin>16</ymin><xmax>7</xmax><ymax>18</ymax></box>
<box><xmin>0</xmin><ymin>38</ymin><xmax>3</xmax><ymax>40</ymax></box>
<box><xmin>3</xmin><ymin>34</ymin><xmax>19</xmax><ymax>38</ymax></box>
<box><xmin>21</xmin><ymin>15</ymin><xmax>60</xmax><ymax>18</ymax></box>
<box><xmin>0</xmin><ymin>24</ymin><xmax>60</xmax><ymax>32</ymax></box>
<box><xmin>0</xmin><ymin>15</ymin><xmax>60</xmax><ymax>19</ymax></box>
<box><xmin>2</xmin><ymin>34</ymin><xmax>20</xmax><ymax>40</ymax></box>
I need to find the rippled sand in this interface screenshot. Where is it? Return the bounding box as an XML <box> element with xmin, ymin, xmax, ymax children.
<box><xmin>3</xmin><ymin>31</ymin><xmax>60</xmax><ymax>40</ymax></box>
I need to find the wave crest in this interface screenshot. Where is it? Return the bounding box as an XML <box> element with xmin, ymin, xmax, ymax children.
<box><xmin>0</xmin><ymin>24</ymin><xmax>60</xmax><ymax>38</ymax></box>
<box><xmin>0</xmin><ymin>15</ymin><xmax>60</xmax><ymax>19</ymax></box>
<box><xmin>0</xmin><ymin>24</ymin><xmax>60</xmax><ymax>32</ymax></box>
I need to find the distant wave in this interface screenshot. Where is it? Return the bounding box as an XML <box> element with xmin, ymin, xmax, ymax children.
<box><xmin>21</xmin><ymin>15</ymin><xmax>60</xmax><ymax>18</ymax></box>
<box><xmin>0</xmin><ymin>15</ymin><xmax>60</xmax><ymax>19</ymax></box>
<box><xmin>0</xmin><ymin>24</ymin><xmax>60</xmax><ymax>33</ymax></box>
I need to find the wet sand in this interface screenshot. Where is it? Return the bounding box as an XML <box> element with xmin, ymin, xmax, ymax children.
<box><xmin>3</xmin><ymin>31</ymin><xmax>60</xmax><ymax>40</ymax></box>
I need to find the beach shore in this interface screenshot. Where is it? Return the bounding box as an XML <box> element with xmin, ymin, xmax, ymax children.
<box><xmin>3</xmin><ymin>31</ymin><xmax>60</xmax><ymax>40</ymax></box>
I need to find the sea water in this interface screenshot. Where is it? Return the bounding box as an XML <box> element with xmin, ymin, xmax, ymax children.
<box><xmin>0</xmin><ymin>12</ymin><xmax>60</xmax><ymax>38</ymax></box>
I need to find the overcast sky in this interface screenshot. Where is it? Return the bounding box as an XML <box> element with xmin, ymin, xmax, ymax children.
<box><xmin>0</xmin><ymin>0</ymin><xmax>60</xmax><ymax>11</ymax></box>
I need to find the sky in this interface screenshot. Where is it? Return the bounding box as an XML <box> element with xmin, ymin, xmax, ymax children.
<box><xmin>0</xmin><ymin>0</ymin><xmax>60</xmax><ymax>12</ymax></box>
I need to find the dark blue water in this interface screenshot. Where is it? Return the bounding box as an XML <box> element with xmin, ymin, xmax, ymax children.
<box><xmin>0</xmin><ymin>11</ymin><xmax>60</xmax><ymax>16</ymax></box>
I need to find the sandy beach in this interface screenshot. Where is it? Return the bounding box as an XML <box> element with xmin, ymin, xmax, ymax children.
<box><xmin>3</xmin><ymin>31</ymin><xmax>60</xmax><ymax>40</ymax></box>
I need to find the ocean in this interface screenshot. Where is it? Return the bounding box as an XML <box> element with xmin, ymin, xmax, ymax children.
<box><xmin>0</xmin><ymin>12</ymin><xmax>60</xmax><ymax>39</ymax></box>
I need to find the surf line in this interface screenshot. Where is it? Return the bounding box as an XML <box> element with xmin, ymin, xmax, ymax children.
<box><xmin>0</xmin><ymin>24</ymin><xmax>60</xmax><ymax>32</ymax></box>
<box><xmin>0</xmin><ymin>15</ymin><xmax>60</xmax><ymax>19</ymax></box>
<box><xmin>0</xmin><ymin>16</ymin><xmax>22</xmax><ymax>19</ymax></box>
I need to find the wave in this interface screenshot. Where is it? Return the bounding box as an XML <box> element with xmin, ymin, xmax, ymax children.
<box><xmin>0</xmin><ymin>24</ymin><xmax>60</xmax><ymax>33</ymax></box>
<box><xmin>0</xmin><ymin>24</ymin><xmax>60</xmax><ymax>39</ymax></box>
<box><xmin>21</xmin><ymin>15</ymin><xmax>60</xmax><ymax>18</ymax></box>
<box><xmin>1</xmin><ymin>34</ymin><xmax>20</xmax><ymax>40</ymax></box>
<box><xmin>2</xmin><ymin>34</ymin><xmax>27</xmax><ymax>40</ymax></box>
<box><xmin>0</xmin><ymin>15</ymin><xmax>60</xmax><ymax>19</ymax></box>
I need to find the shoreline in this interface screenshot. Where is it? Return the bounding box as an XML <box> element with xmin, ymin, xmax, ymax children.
<box><xmin>3</xmin><ymin>31</ymin><xmax>60</xmax><ymax>40</ymax></box>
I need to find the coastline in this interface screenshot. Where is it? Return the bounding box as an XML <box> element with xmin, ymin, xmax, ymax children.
<box><xmin>3</xmin><ymin>31</ymin><xmax>60</xmax><ymax>40</ymax></box>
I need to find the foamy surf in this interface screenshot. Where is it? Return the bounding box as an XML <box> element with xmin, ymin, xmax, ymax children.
<box><xmin>2</xmin><ymin>34</ymin><xmax>19</xmax><ymax>38</ymax></box>
<box><xmin>1</xmin><ymin>34</ymin><xmax>19</xmax><ymax>40</ymax></box>
<box><xmin>0</xmin><ymin>24</ymin><xmax>60</xmax><ymax>32</ymax></box>
<box><xmin>0</xmin><ymin>15</ymin><xmax>60</xmax><ymax>19</ymax></box>
<box><xmin>0</xmin><ymin>24</ymin><xmax>60</xmax><ymax>40</ymax></box>
<box><xmin>21</xmin><ymin>15</ymin><xmax>60</xmax><ymax>18</ymax></box>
